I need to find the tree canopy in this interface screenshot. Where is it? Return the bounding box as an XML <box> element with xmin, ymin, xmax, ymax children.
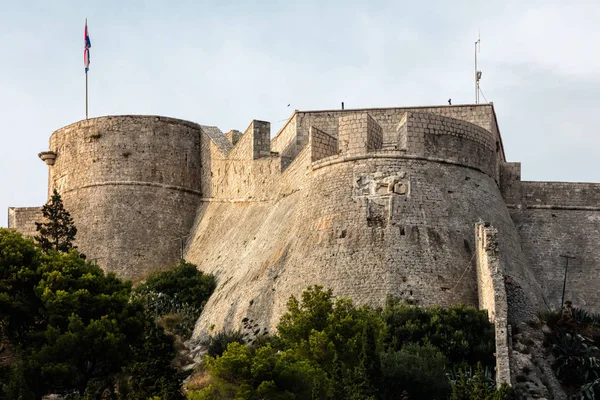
<box><xmin>189</xmin><ymin>286</ymin><xmax>511</xmax><ymax>400</ymax></box>
<box><xmin>0</xmin><ymin>229</ymin><xmax>195</xmax><ymax>399</ymax></box>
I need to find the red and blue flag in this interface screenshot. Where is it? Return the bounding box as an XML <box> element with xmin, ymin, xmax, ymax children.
<box><xmin>84</xmin><ymin>19</ymin><xmax>91</xmax><ymax>73</ymax></box>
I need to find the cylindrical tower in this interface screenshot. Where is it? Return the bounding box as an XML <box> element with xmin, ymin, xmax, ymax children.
<box><xmin>45</xmin><ymin>115</ymin><xmax>203</xmax><ymax>280</ymax></box>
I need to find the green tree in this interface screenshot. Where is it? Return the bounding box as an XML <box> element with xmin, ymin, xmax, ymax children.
<box><xmin>124</xmin><ymin>309</ymin><xmax>184</xmax><ymax>400</ymax></box>
<box><xmin>0</xmin><ymin>229</ymin><xmax>43</xmax><ymax>344</ymax></box>
<box><xmin>135</xmin><ymin>261</ymin><xmax>216</xmax><ymax>309</ymax></box>
<box><xmin>380</xmin><ymin>343</ymin><xmax>451</xmax><ymax>399</ymax></box>
<box><xmin>381</xmin><ymin>296</ymin><xmax>495</xmax><ymax>367</ymax></box>
<box><xmin>0</xmin><ymin>229</ymin><xmax>183</xmax><ymax>399</ymax></box>
<box><xmin>35</xmin><ymin>189</ymin><xmax>78</xmax><ymax>253</ymax></box>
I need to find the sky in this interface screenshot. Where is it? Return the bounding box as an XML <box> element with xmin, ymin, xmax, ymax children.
<box><xmin>1</xmin><ymin>0</ymin><xmax>599</xmax><ymax>227</ymax></box>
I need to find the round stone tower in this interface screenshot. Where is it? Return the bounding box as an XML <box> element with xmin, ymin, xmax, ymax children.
<box><xmin>43</xmin><ymin>115</ymin><xmax>203</xmax><ymax>280</ymax></box>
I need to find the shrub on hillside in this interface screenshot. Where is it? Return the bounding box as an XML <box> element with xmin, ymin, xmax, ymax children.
<box><xmin>207</xmin><ymin>330</ymin><xmax>246</xmax><ymax>358</ymax></box>
<box><xmin>194</xmin><ymin>286</ymin><xmax>506</xmax><ymax>399</ymax></box>
<box><xmin>381</xmin><ymin>295</ymin><xmax>495</xmax><ymax>367</ymax></box>
<box><xmin>135</xmin><ymin>261</ymin><xmax>216</xmax><ymax>309</ymax></box>
<box><xmin>380</xmin><ymin>343</ymin><xmax>451</xmax><ymax>399</ymax></box>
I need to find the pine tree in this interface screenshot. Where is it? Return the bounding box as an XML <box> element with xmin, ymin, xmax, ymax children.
<box><xmin>35</xmin><ymin>189</ymin><xmax>77</xmax><ymax>253</ymax></box>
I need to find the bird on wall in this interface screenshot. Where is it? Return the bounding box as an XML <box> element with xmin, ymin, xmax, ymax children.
<box><xmin>448</xmin><ymin>98</ymin><xmax>452</xmax><ymax>105</ymax></box>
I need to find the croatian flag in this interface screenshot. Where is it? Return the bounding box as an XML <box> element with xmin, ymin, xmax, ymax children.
<box><xmin>84</xmin><ymin>19</ymin><xmax>91</xmax><ymax>73</ymax></box>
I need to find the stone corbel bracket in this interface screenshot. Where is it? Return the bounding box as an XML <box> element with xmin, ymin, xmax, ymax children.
<box><xmin>38</xmin><ymin>151</ymin><xmax>57</xmax><ymax>166</ymax></box>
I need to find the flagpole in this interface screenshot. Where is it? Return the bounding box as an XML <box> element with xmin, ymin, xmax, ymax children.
<box><xmin>84</xmin><ymin>17</ymin><xmax>89</xmax><ymax>120</ymax></box>
<box><xmin>86</xmin><ymin>71</ymin><xmax>88</xmax><ymax>119</ymax></box>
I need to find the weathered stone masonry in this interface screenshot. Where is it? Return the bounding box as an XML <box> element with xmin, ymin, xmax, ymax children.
<box><xmin>8</xmin><ymin>103</ymin><xmax>600</xmax><ymax>386</ymax></box>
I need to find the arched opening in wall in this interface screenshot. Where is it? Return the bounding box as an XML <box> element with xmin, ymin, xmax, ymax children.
<box><xmin>496</xmin><ymin>142</ymin><xmax>500</xmax><ymax>153</ymax></box>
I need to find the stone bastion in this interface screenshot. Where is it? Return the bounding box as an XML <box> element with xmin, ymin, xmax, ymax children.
<box><xmin>9</xmin><ymin>104</ymin><xmax>600</xmax><ymax>348</ymax></box>
<box><xmin>45</xmin><ymin>115</ymin><xmax>205</xmax><ymax>280</ymax></box>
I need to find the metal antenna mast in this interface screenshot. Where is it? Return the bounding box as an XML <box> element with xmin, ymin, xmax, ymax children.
<box><xmin>559</xmin><ymin>254</ymin><xmax>576</xmax><ymax>308</ymax></box>
<box><xmin>475</xmin><ymin>31</ymin><xmax>482</xmax><ymax>104</ymax></box>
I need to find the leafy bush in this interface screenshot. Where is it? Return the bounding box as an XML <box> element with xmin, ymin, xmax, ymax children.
<box><xmin>135</xmin><ymin>261</ymin><xmax>216</xmax><ymax>310</ymax></box>
<box><xmin>207</xmin><ymin>330</ymin><xmax>246</xmax><ymax>357</ymax></box>
<box><xmin>572</xmin><ymin>308</ymin><xmax>600</xmax><ymax>327</ymax></box>
<box><xmin>381</xmin><ymin>295</ymin><xmax>495</xmax><ymax>367</ymax></box>
<box><xmin>197</xmin><ymin>286</ymin><xmax>499</xmax><ymax>399</ymax></box>
<box><xmin>380</xmin><ymin>343</ymin><xmax>451</xmax><ymax>399</ymax></box>
<box><xmin>449</xmin><ymin>363</ymin><xmax>514</xmax><ymax>400</ymax></box>
<box><xmin>133</xmin><ymin>262</ymin><xmax>216</xmax><ymax>340</ymax></box>
<box><xmin>552</xmin><ymin>331</ymin><xmax>600</xmax><ymax>385</ymax></box>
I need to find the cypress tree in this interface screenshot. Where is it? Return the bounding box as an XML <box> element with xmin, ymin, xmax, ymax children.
<box><xmin>34</xmin><ymin>189</ymin><xmax>77</xmax><ymax>253</ymax></box>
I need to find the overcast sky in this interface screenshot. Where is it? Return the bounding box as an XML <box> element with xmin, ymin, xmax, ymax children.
<box><xmin>1</xmin><ymin>0</ymin><xmax>599</xmax><ymax>227</ymax></box>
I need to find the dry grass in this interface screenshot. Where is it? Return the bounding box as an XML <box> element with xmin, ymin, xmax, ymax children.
<box><xmin>185</xmin><ymin>368</ymin><xmax>214</xmax><ymax>392</ymax></box>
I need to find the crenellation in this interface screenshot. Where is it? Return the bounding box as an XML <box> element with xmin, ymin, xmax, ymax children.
<box><xmin>309</xmin><ymin>126</ymin><xmax>338</xmax><ymax>162</ymax></box>
<box><xmin>225</xmin><ymin>129</ymin><xmax>243</xmax><ymax>146</ymax></box>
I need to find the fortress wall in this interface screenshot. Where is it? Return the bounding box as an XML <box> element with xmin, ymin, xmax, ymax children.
<box><xmin>338</xmin><ymin>113</ymin><xmax>383</xmax><ymax>156</ymax></box>
<box><xmin>227</xmin><ymin>121</ymin><xmax>258</xmax><ymax>161</ymax></box>
<box><xmin>511</xmin><ymin>208</ymin><xmax>600</xmax><ymax>311</ymax></box>
<box><xmin>500</xmin><ymin>162</ymin><xmax>522</xmax><ymax>204</ymax></box>
<box><xmin>271</xmin><ymin>113</ymin><xmax>297</xmax><ymax>153</ymax></box>
<box><xmin>225</xmin><ymin>130</ymin><xmax>243</xmax><ymax>146</ymax></box>
<box><xmin>199</xmin><ymin>133</ymin><xmax>230</xmax><ymax>199</ymax></box>
<box><xmin>189</xmin><ymin>153</ymin><xmax>543</xmax><ymax>335</ymax></box>
<box><xmin>7</xmin><ymin>207</ymin><xmax>43</xmax><ymax>237</ymax></box>
<box><xmin>518</xmin><ymin>181</ymin><xmax>600</xmax><ymax>208</ymax></box>
<box><xmin>405</xmin><ymin>112</ymin><xmax>497</xmax><ymax>178</ymax></box>
<box><xmin>289</xmin><ymin>104</ymin><xmax>497</xmax><ymax>151</ymax></box>
<box><xmin>488</xmin><ymin>108</ymin><xmax>506</xmax><ymax>182</ymax></box>
<box><xmin>207</xmin><ymin>158</ymin><xmax>282</xmax><ymax>200</ymax></box>
<box><xmin>47</xmin><ymin>116</ymin><xmax>204</xmax><ymax>280</ymax></box>
<box><xmin>271</xmin><ymin>114</ymin><xmax>299</xmax><ymax>170</ymax></box>
<box><xmin>309</xmin><ymin>127</ymin><xmax>338</xmax><ymax>162</ymax></box>
<box><xmin>49</xmin><ymin>116</ymin><xmax>203</xmax><ymax>195</ymax></box>
<box><xmin>507</xmin><ymin>181</ymin><xmax>600</xmax><ymax>310</ymax></box>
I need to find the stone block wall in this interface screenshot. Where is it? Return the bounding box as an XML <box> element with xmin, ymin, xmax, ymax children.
<box><xmin>500</xmin><ymin>162</ymin><xmax>522</xmax><ymax>204</ymax></box>
<box><xmin>475</xmin><ymin>222</ymin><xmax>511</xmax><ymax>386</ymax></box>
<box><xmin>309</xmin><ymin>126</ymin><xmax>338</xmax><ymax>162</ymax></box>
<box><xmin>45</xmin><ymin>115</ymin><xmax>204</xmax><ymax>280</ymax></box>
<box><xmin>511</xmin><ymin>206</ymin><xmax>600</xmax><ymax>311</ymax></box>
<box><xmin>188</xmin><ymin>140</ymin><xmax>544</xmax><ymax>335</ymax></box>
<box><xmin>517</xmin><ymin>181</ymin><xmax>600</xmax><ymax>208</ymax></box>
<box><xmin>403</xmin><ymin>112</ymin><xmax>497</xmax><ymax>178</ymax></box>
<box><xmin>271</xmin><ymin>114</ymin><xmax>299</xmax><ymax>169</ymax></box>
<box><xmin>289</xmin><ymin>104</ymin><xmax>503</xmax><ymax>159</ymax></box>
<box><xmin>338</xmin><ymin>113</ymin><xmax>383</xmax><ymax>156</ymax></box>
<box><xmin>503</xmin><ymin>178</ymin><xmax>600</xmax><ymax>311</ymax></box>
<box><xmin>227</xmin><ymin>120</ymin><xmax>271</xmax><ymax>160</ymax></box>
<box><xmin>397</xmin><ymin>113</ymin><xmax>408</xmax><ymax>150</ymax></box>
<box><xmin>7</xmin><ymin>207</ymin><xmax>43</xmax><ymax>238</ymax></box>
<box><xmin>225</xmin><ymin>130</ymin><xmax>243</xmax><ymax>146</ymax></box>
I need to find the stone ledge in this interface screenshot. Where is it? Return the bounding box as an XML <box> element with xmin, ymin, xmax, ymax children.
<box><xmin>311</xmin><ymin>151</ymin><xmax>491</xmax><ymax>177</ymax></box>
<box><xmin>506</xmin><ymin>204</ymin><xmax>600</xmax><ymax>211</ymax></box>
<box><xmin>61</xmin><ymin>181</ymin><xmax>202</xmax><ymax>196</ymax></box>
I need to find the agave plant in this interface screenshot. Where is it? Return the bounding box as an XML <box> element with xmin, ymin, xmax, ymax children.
<box><xmin>553</xmin><ymin>331</ymin><xmax>600</xmax><ymax>385</ymax></box>
<box><xmin>573</xmin><ymin>378</ymin><xmax>600</xmax><ymax>400</ymax></box>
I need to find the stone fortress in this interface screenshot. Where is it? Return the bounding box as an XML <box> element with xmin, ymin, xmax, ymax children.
<box><xmin>8</xmin><ymin>103</ymin><xmax>600</xmax><ymax>384</ymax></box>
